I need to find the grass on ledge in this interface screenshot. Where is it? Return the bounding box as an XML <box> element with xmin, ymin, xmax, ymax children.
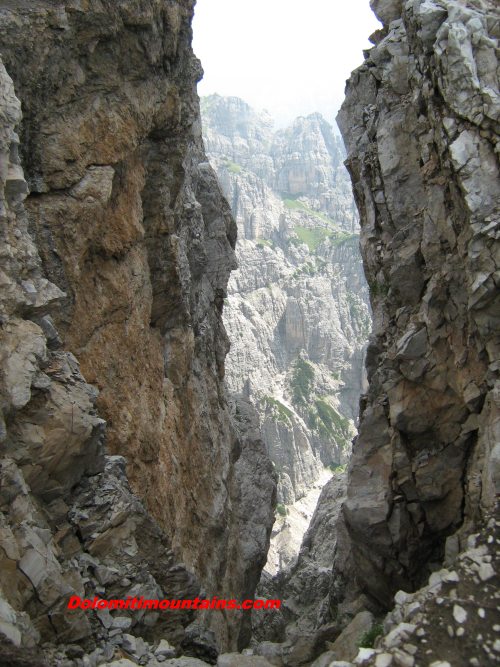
<box><xmin>222</xmin><ymin>159</ymin><xmax>242</xmax><ymax>174</ymax></box>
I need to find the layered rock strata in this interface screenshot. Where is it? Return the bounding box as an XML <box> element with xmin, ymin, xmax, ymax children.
<box><xmin>0</xmin><ymin>0</ymin><xmax>275</xmax><ymax>660</ymax></box>
<box><xmin>336</xmin><ymin>0</ymin><xmax>500</xmax><ymax>609</ymax></box>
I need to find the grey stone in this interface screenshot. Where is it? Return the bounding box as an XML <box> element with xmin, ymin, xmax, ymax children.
<box><xmin>383</xmin><ymin>623</ymin><xmax>417</xmax><ymax>649</ymax></box>
<box><xmin>202</xmin><ymin>95</ymin><xmax>369</xmax><ymax>531</ymax></box>
<box><xmin>218</xmin><ymin>654</ymin><xmax>275</xmax><ymax>666</ymax></box>
<box><xmin>155</xmin><ymin>639</ymin><xmax>176</xmax><ymax>659</ymax></box>
<box><xmin>0</xmin><ymin>1</ymin><xmax>276</xmax><ymax>658</ymax></box>
<box><xmin>162</xmin><ymin>660</ymin><xmax>211</xmax><ymax>667</ymax></box>
<box><xmin>370</xmin><ymin>0</ymin><xmax>402</xmax><ymax>24</ymax></box>
<box><xmin>376</xmin><ymin>655</ymin><xmax>393</xmax><ymax>667</ymax></box>
<box><xmin>328</xmin><ymin>612</ymin><xmax>375</xmax><ymax>662</ymax></box>
<box><xmin>311</xmin><ymin>652</ymin><xmax>354</xmax><ymax>667</ymax></box>
<box><xmin>335</xmin><ymin>0</ymin><xmax>500</xmax><ymax>611</ymax></box>
<box><xmin>452</xmin><ymin>605</ymin><xmax>467</xmax><ymax>624</ymax></box>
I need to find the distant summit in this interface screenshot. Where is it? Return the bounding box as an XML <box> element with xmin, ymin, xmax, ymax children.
<box><xmin>202</xmin><ymin>95</ymin><xmax>355</xmax><ymax>225</ymax></box>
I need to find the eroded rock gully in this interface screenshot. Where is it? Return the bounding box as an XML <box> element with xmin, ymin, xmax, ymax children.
<box><xmin>0</xmin><ymin>0</ymin><xmax>499</xmax><ymax>667</ymax></box>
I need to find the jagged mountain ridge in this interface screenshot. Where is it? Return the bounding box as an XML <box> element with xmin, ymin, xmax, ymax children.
<box><xmin>201</xmin><ymin>96</ymin><xmax>371</xmax><ymax>518</ymax></box>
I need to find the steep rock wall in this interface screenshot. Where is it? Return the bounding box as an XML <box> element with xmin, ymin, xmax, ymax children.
<box><xmin>0</xmin><ymin>0</ymin><xmax>276</xmax><ymax>657</ymax></box>
<box><xmin>336</xmin><ymin>0</ymin><xmax>499</xmax><ymax>608</ymax></box>
<box><xmin>0</xmin><ymin>54</ymin><xmax>201</xmax><ymax>664</ymax></box>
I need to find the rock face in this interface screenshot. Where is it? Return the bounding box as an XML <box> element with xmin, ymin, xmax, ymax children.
<box><xmin>0</xmin><ymin>1</ymin><xmax>275</xmax><ymax>660</ymax></box>
<box><xmin>311</xmin><ymin>514</ymin><xmax>500</xmax><ymax>667</ymax></box>
<box><xmin>264</xmin><ymin>473</ymin><xmax>348</xmax><ymax>644</ymax></box>
<box><xmin>264</xmin><ymin>470</ymin><xmax>334</xmax><ymax>577</ymax></box>
<box><xmin>201</xmin><ymin>95</ymin><xmax>371</xmax><ymax>509</ymax></box>
<box><xmin>2</xmin><ymin>1</ymin><xmax>498</xmax><ymax>666</ymax></box>
<box><xmin>336</xmin><ymin>0</ymin><xmax>500</xmax><ymax>609</ymax></box>
<box><xmin>0</xmin><ymin>53</ymin><xmax>199</xmax><ymax>663</ymax></box>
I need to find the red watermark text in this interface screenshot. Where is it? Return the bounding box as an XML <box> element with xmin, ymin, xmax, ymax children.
<box><xmin>67</xmin><ymin>596</ymin><xmax>281</xmax><ymax>611</ymax></box>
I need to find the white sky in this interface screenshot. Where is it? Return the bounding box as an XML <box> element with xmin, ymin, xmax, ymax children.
<box><xmin>193</xmin><ymin>0</ymin><xmax>381</xmax><ymax>129</ymax></box>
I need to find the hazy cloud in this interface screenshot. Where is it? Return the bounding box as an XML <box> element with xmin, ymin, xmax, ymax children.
<box><xmin>193</xmin><ymin>0</ymin><xmax>381</xmax><ymax>128</ymax></box>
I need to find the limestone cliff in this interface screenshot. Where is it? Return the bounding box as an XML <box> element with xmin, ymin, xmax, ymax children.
<box><xmin>0</xmin><ymin>1</ymin><xmax>275</xmax><ymax>662</ymax></box>
<box><xmin>201</xmin><ymin>96</ymin><xmax>371</xmax><ymax>515</ymax></box>
<box><xmin>336</xmin><ymin>0</ymin><xmax>499</xmax><ymax>610</ymax></box>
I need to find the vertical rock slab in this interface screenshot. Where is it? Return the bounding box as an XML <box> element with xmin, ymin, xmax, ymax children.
<box><xmin>336</xmin><ymin>0</ymin><xmax>499</xmax><ymax>607</ymax></box>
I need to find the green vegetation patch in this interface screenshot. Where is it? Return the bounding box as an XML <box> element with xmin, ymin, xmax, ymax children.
<box><xmin>276</xmin><ymin>503</ymin><xmax>288</xmax><ymax>517</ymax></box>
<box><xmin>290</xmin><ymin>218</ymin><xmax>359</xmax><ymax>253</ymax></box>
<box><xmin>314</xmin><ymin>398</ymin><xmax>351</xmax><ymax>440</ymax></box>
<box><xmin>290</xmin><ymin>358</ymin><xmax>315</xmax><ymax>407</ymax></box>
<box><xmin>292</xmin><ymin>258</ymin><xmax>326</xmax><ymax>278</ymax></box>
<box><xmin>328</xmin><ymin>463</ymin><xmax>347</xmax><ymax>473</ymax></box>
<box><xmin>222</xmin><ymin>159</ymin><xmax>242</xmax><ymax>174</ymax></box>
<box><xmin>368</xmin><ymin>277</ymin><xmax>390</xmax><ymax>298</ymax></box>
<box><xmin>263</xmin><ymin>396</ymin><xmax>294</xmax><ymax>424</ymax></box>
<box><xmin>330</xmin><ymin>231</ymin><xmax>359</xmax><ymax>247</ymax></box>
<box><xmin>292</xmin><ymin>260</ymin><xmax>317</xmax><ymax>278</ymax></box>
<box><xmin>283</xmin><ymin>198</ymin><xmax>362</xmax><ymax>246</ymax></box>
<box><xmin>256</xmin><ymin>238</ymin><xmax>274</xmax><ymax>249</ymax></box>
<box><xmin>283</xmin><ymin>197</ymin><xmax>306</xmax><ymax>211</ymax></box>
<box><xmin>307</xmin><ymin>399</ymin><xmax>352</xmax><ymax>448</ymax></box>
<box><xmin>358</xmin><ymin>623</ymin><xmax>384</xmax><ymax>648</ymax></box>
<box><xmin>293</xmin><ymin>226</ymin><xmax>331</xmax><ymax>252</ymax></box>
<box><xmin>283</xmin><ymin>198</ymin><xmax>333</xmax><ymax>226</ymax></box>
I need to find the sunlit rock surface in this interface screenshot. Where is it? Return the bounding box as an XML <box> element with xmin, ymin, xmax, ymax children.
<box><xmin>201</xmin><ymin>96</ymin><xmax>371</xmax><ymax>509</ymax></box>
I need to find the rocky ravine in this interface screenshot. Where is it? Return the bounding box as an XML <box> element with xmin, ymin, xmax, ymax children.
<box><xmin>201</xmin><ymin>96</ymin><xmax>371</xmax><ymax>519</ymax></box>
<box><xmin>0</xmin><ymin>1</ymin><xmax>276</xmax><ymax>664</ymax></box>
<box><xmin>0</xmin><ymin>1</ymin><xmax>499</xmax><ymax>667</ymax></box>
<box><xmin>306</xmin><ymin>0</ymin><xmax>499</xmax><ymax>664</ymax></box>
